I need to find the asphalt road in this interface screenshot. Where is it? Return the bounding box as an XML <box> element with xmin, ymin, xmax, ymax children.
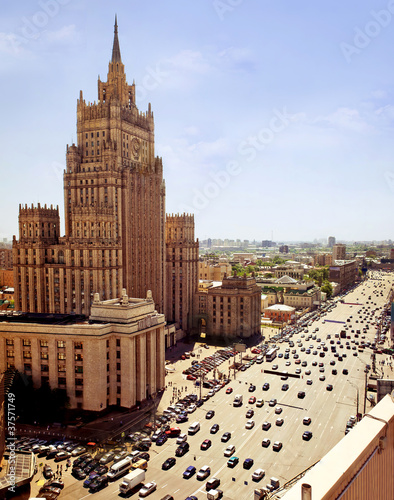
<box><xmin>32</xmin><ymin>271</ymin><xmax>394</xmax><ymax>500</ymax></box>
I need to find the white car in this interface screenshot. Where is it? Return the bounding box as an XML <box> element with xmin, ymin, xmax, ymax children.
<box><xmin>275</xmin><ymin>407</ymin><xmax>283</xmax><ymax>414</ymax></box>
<box><xmin>245</xmin><ymin>419</ymin><xmax>255</xmax><ymax>429</ymax></box>
<box><xmin>196</xmin><ymin>465</ymin><xmax>211</xmax><ymax>480</ymax></box>
<box><xmin>187</xmin><ymin>404</ymin><xmax>197</xmax><ymax>413</ymax></box>
<box><xmin>224</xmin><ymin>444</ymin><xmax>235</xmax><ymax>457</ymax></box>
<box><xmin>256</xmin><ymin>399</ymin><xmax>264</xmax><ymax>407</ymax></box>
<box><xmin>176</xmin><ymin>433</ymin><xmax>187</xmax><ymax>444</ymax></box>
<box><xmin>139</xmin><ymin>481</ymin><xmax>157</xmax><ymax>497</ymax></box>
<box><xmin>252</xmin><ymin>468</ymin><xmax>265</xmax><ymax>481</ymax></box>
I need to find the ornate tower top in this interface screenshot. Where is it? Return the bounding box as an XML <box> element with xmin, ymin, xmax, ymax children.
<box><xmin>111</xmin><ymin>15</ymin><xmax>122</xmax><ymax>63</ymax></box>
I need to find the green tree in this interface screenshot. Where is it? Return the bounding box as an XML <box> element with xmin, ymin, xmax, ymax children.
<box><xmin>321</xmin><ymin>280</ymin><xmax>333</xmax><ymax>298</ymax></box>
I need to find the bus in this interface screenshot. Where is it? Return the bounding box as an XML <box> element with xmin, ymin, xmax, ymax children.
<box><xmin>107</xmin><ymin>457</ymin><xmax>133</xmax><ymax>480</ymax></box>
<box><xmin>265</xmin><ymin>348</ymin><xmax>277</xmax><ymax>362</ymax></box>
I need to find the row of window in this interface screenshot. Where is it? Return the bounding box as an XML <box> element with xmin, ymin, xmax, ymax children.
<box><xmin>6</xmin><ymin>339</ymin><xmax>82</xmax><ymax>349</ymax></box>
<box><xmin>85</xmin><ymin>131</ymin><xmax>105</xmax><ymax>138</ymax></box>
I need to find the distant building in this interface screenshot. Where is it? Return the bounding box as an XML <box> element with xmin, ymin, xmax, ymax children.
<box><xmin>274</xmin><ymin>266</ymin><xmax>305</xmax><ymax>280</ymax></box>
<box><xmin>279</xmin><ymin>245</ymin><xmax>289</xmax><ymax>253</ymax></box>
<box><xmin>264</xmin><ymin>304</ymin><xmax>295</xmax><ymax>323</ymax></box>
<box><xmin>262</xmin><ymin>240</ymin><xmax>275</xmax><ymax>247</ymax></box>
<box><xmin>232</xmin><ymin>253</ymin><xmax>254</xmax><ymax>265</ymax></box>
<box><xmin>328</xmin><ymin>236</ymin><xmax>336</xmax><ymax>248</ymax></box>
<box><xmin>195</xmin><ymin>275</ymin><xmax>261</xmax><ymax>339</ymax></box>
<box><xmin>198</xmin><ymin>256</ymin><xmax>232</xmax><ymax>281</ymax></box>
<box><xmin>0</xmin><ymin>248</ymin><xmax>12</xmax><ymax>269</ymax></box>
<box><xmin>329</xmin><ymin>260</ymin><xmax>358</xmax><ymax>290</ymax></box>
<box><xmin>313</xmin><ymin>253</ymin><xmax>333</xmax><ymax>266</ymax></box>
<box><xmin>332</xmin><ymin>243</ymin><xmax>346</xmax><ymax>261</ymax></box>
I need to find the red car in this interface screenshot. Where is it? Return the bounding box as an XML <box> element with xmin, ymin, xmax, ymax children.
<box><xmin>226</xmin><ymin>387</ymin><xmax>233</xmax><ymax>394</ymax></box>
<box><xmin>165</xmin><ymin>427</ymin><xmax>181</xmax><ymax>437</ymax></box>
<box><xmin>251</xmin><ymin>348</ymin><xmax>261</xmax><ymax>354</ymax></box>
<box><xmin>248</xmin><ymin>396</ymin><xmax>256</xmax><ymax>404</ymax></box>
<box><xmin>200</xmin><ymin>439</ymin><xmax>212</xmax><ymax>450</ymax></box>
<box><xmin>187</xmin><ymin>374</ymin><xmax>197</xmax><ymax>381</ymax></box>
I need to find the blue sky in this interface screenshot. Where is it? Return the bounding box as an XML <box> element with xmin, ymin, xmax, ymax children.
<box><xmin>1</xmin><ymin>0</ymin><xmax>394</xmax><ymax>243</ymax></box>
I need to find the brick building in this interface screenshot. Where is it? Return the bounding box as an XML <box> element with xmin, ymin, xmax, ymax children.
<box><xmin>332</xmin><ymin>243</ymin><xmax>346</xmax><ymax>261</ymax></box>
<box><xmin>329</xmin><ymin>260</ymin><xmax>358</xmax><ymax>290</ymax></box>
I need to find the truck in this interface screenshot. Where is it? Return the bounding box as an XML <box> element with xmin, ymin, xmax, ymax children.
<box><xmin>207</xmin><ymin>489</ymin><xmax>223</xmax><ymax>500</ymax></box>
<box><xmin>119</xmin><ymin>469</ymin><xmax>145</xmax><ymax>495</ymax></box>
<box><xmin>233</xmin><ymin>394</ymin><xmax>243</xmax><ymax>407</ymax></box>
<box><xmin>340</xmin><ymin>331</ymin><xmax>346</xmax><ymax>339</ymax></box>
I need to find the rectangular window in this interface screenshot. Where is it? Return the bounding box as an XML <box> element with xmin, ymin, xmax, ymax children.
<box><xmin>22</xmin><ymin>339</ymin><xmax>31</xmax><ymax>347</ymax></box>
<box><xmin>23</xmin><ymin>351</ymin><xmax>32</xmax><ymax>359</ymax></box>
<box><xmin>74</xmin><ymin>342</ymin><xmax>83</xmax><ymax>350</ymax></box>
<box><xmin>116</xmin><ymin>351</ymin><xmax>121</xmax><ymax>359</ymax></box>
<box><xmin>41</xmin><ymin>364</ymin><xmax>49</xmax><ymax>372</ymax></box>
<box><xmin>116</xmin><ymin>339</ymin><xmax>120</xmax><ymax>347</ymax></box>
<box><xmin>24</xmin><ymin>363</ymin><xmax>31</xmax><ymax>371</ymax></box>
<box><xmin>7</xmin><ymin>351</ymin><xmax>14</xmax><ymax>358</ymax></box>
<box><xmin>75</xmin><ymin>390</ymin><xmax>83</xmax><ymax>398</ymax></box>
<box><xmin>40</xmin><ymin>340</ymin><xmax>49</xmax><ymax>347</ymax></box>
<box><xmin>116</xmin><ymin>363</ymin><xmax>121</xmax><ymax>371</ymax></box>
<box><xmin>58</xmin><ymin>377</ymin><xmax>66</xmax><ymax>385</ymax></box>
<box><xmin>41</xmin><ymin>352</ymin><xmax>49</xmax><ymax>360</ymax></box>
<box><xmin>75</xmin><ymin>366</ymin><xmax>83</xmax><ymax>374</ymax></box>
<box><xmin>58</xmin><ymin>364</ymin><xmax>66</xmax><ymax>372</ymax></box>
<box><xmin>58</xmin><ymin>353</ymin><xmax>66</xmax><ymax>360</ymax></box>
<box><xmin>75</xmin><ymin>379</ymin><xmax>83</xmax><ymax>386</ymax></box>
<box><xmin>57</xmin><ymin>340</ymin><xmax>66</xmax><ymax>348</ymax></box>
<box><xmin>75</xmin><ymin>353</ymin><xmax>83</xmax><ymax>361</ymax></box>
<box><xmin>6</xmin><ymin>339</ymin><xmax>14</xmax><ymax>346</ymax></box>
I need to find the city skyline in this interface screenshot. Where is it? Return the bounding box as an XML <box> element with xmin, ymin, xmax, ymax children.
<box><xmin>1</xmin><ymin>1</ymin><xmax>394</xmax><ymax>242</ymax></box>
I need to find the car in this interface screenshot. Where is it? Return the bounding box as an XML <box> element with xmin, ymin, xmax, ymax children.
<box><xmin>273</xmin><ymin>441</ymin><xmax>283</xmax><ymax>451</ymax></box>
<box><xmin>303</xmin><ymin>417</ymin><xmax>311</xmax><ymax>425</ymax></box>
<box><xmin>89</xmin><ymin>475</ymin><xmax>109</xmax><ymax>493</ymax></box>
<box><xmin>38</xmin><ymin>485</ymin><xmax>62</xmax><ymax>498</ymax></box>
<box><xmin>139</xmin><ymin>481</ymin><xmax>157</xmax><ymax>497</ymax></box>
<box><xmin>326</xmin><ymin>384</ymin><xmax>333</xmax><ymax>391</ymax></box>
<box><xmin>246</xmin><ymin>409</ymin><xmax>254</xmax><ymax>418</ymax></box>
<box><xmin>343</xmin><ymin>368</ymin><xmax>349</xmax><ymax>375</ymax></box>
<box><xmin>298</xmin><ymin>391</ymin><xmax>306</xmax><ymax>399</ymax></box>
<box><xmin>221</xmin><ymin>432</ymin><xmax>231</xmax><ymax>442</ymax></box>
<box><xmin>303</xmin><ymin>431</ymin><xmax>313</xmax><ymax>441</ymax></box>
<box><xmin>262</xmin><ymin>421</ymin><xmax>271</xmax><ymax>430</ymax></box>
<box><xmin>201</xmin><ymin>439</ymin><xmax>212</xmax><ymax>450</ymax></box>
<box><xmin>206</xmin><ymin>477</ymin><xmax>220</xmax><ymax>491</ymax></box>
<box><xmin>83</xmin><ymin>473</ymin><xmax>99</xmax><ymax>488</ymax></box>
<box><xmin>43</xmin><ymin>464</ymin><xmax>53</xmax><ymax>479</ymax></box>
<box><xmin>332</xmin><ymin>369</ymin><xmax>338</xmax><ymax>375</ymax></box>
<box><xmin>262</xmin><ymin>438</ymin><xmax>271</xmax><ymax>448</ymax></box>
<box><xmin>197</xmin><ymin>465</ymin><xmax>211</xmax><ymax>480</ymax></box>
<box><xmin>275</xmin><ymin>406</ymin><xmax>283</xmax><ymax>414</ymax></box>
<box><xmin>272</xmin><ymin>364</ymin><xmax>279</xmax><ymax>370</ymax></box>
<box><xmin>99</xmin><ymin>452</ymin><xmax>114</xmax><ymax>465</ymax></box>
<box><xmin>252</xmin><ymin>468</ymin><xmax>265</xmax><ymax>481</ymax></box>
<box><xmin>71</xmin><ymin>446</ymin><xmax>87</xmax><ymax>457</ymax></box>
<box><xmin>224</xmin><ymin>445</ymin><xmax>235</xmax><ymax>457</ymax></box>
<box><xmin>243</xmin><ymin>458</ymin><xmax>254</xmax><ymax>469</ymax></box>
<box><xmin>268</xmin><ymin>398</ymin><xmax>277</xmax><ymax>406</ymax></box>
<box><xmin>156</xmin><ymin>434</ymin><xmax>168</xmax><ymax>446</ymax></box>
<box><xmin>281</xmin><ymin>383</ymin><xmax>289</xmax><ymax>391</ymax></box>
<box><xmin>245</xmin><ymin>419</ymin><xmax>255</xmax><ymax>429</ymax></box>
<box><xmin>210</xmin><ymin>423</ymin><xmax>219</xmax><ymax>434</ymax></box>
<box><xmin>175</xmin><ymin>442</ymin><xmax>190</xmax><ymax>457</ymax></box>
<box><xmin>176</xmin><ymin>433</ymin><xmax>187</xmax><ymax>444</ymax></box>
<box><xmin>183</xmin><ymin>465</ymin><xmax>196</xmax><ymax>479</ymax></box>
<box><xmin>319</xmin><ymin>375</ymin><xmax>326</xmax><ymax>381</ymax></box>
<box><xmin>227</xmin><ymin>456</ymin><xmax>239</xmax><ymax>468</ymax></box>
<box><xmin>249</xmin><ymin>384</ymin><xmax>256</xmax><ymax>392</ymax></box>
<box><xmin>54</xmin><ymin>451</ymin><xmax>71</xmax><ymax>462</ymax></box>
<box><xmin>206</xmin><ymin>410</ymin><xmax>215</xmax><ymax>419</ymax></box>
<box><xmin>276</xmin><ymin>418</ymin><xmax>284</xmax><ymax>426</ymax></box>
<box><xmin>263</xmin><ymin>383</ymin><xmax>270</xmax><ymax>391</ymax></box>
<box><xmin>305</xmin><ymin>369</ymin><xmax>311</xmax><ymax>375</ymax></box>
<box><xmin>162</xmin><ymin>457</ymin><xmax>176</xmax><ymax>470</ymax></box>
<box><xmin>137</xmin><ymin>453</ymin><xmax>150</xmax><ymax>463</ymax></box>
<box><xmin>226</xmin><ymin>387</ymin><xmax>233</xmax><ymax>394</ymax></box>
<box><xmin>306</xmin><ymin>379</ymin><xmax>313</xmax><ymax>385</ymax></box>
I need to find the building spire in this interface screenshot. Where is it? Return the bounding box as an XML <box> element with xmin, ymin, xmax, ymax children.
<box><xmin>111</xmin><ymin>14</ymin><xmax>122</xmax><ymax>63</ymax></box>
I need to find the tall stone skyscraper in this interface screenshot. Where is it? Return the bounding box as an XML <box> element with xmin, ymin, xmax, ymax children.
<box><xmin>165</xmin><ymin>214</ymin><xmax>198</xmax><ymax>333</ymax></box>
<box><xmin>13</xmin><ymin>18</ymin><xmax>165</xmax><ymax>316</ymax></box>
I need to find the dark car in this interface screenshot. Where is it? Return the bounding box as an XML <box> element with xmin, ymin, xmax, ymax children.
<box><xmin>138</xmin><ymin>452</ymin><xmax>150</xmax><ymax>462</ymax></box>
<box><xmin>221</xmin><ymin>432</ymin><xmax>231</xmax><ymax>442</ymax></box>
<box><xmin>248</xmin><ymin>384</ymin><xmax>256</xmax><ymax>392</ymax></box>
<box><xmin>243</xmin><ymin>458</ymin><xmax>254</xmax><ymax>469</ymax></box>
<box><xmin>297</xmin><ymin>391</ymin><xmax>306</xmax><ymax>399</ymax></box>
<box><xmin>89</xmin><ymin>475</ymin><xmax>108</xmax><ymax>492</ymax></box>
<box><xmin>326</xmin><ymin>384</ymin><xmax>334</xmax><ymax>391</ymax></box>
<box><xmin>201</xmin><ymin>439</ymin><xmax>212</xmax><ymax>450</ymax></box>
<box><xmin>206</xmin><ymin>477</ymin><xmax>220</xmax><ymax>491</ymax></box>
<box><xmin>162</xmin><ymin>457</ymin><xmax>176</xmax><ymax>470</ymax></box>
<box><xmin>43</xmin><ymin>465</ymin><xmax>53</xmax><ymax>479</ymax></box>
<box><xmin>210</xmin><ymin>424</ymin><xmax>219</xmax><ymax>434</ymax></box>
<box><xmin>262</xmin><ymin>383</ymin><xmax>270</xmax><ymax>391</ymax></box>
<box><xmin>303</xmin><ymin>431</ymin><xmax>313</xmax><ymax>441</ymax></box>
<box><xmin>206</xmin><ymin>410</ymin><xmax>215</xmax><ymax>419</ymax></box>
<box><xmin>83</xmin><ymin>473</ymin><xmax>99</xmax><ymax>488</ymax></box>
<box><xmin>72</xmin><ymin>467</ymin><xmax>88</xmax><ymax>480</ymax></box>
<box><xmin>156</xmin><ymin>434</ymin><xmax>168</xmax><ymax>446</ymax></box>
<box><xmin>175</xmin><ymin>442</ymin><xmax>190</xmax><ymax>457</ymax></box>
<box><xmin>183</xmin><ymin>465</ymin><xmax>196</xmax><ymax>479</ymax></box>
